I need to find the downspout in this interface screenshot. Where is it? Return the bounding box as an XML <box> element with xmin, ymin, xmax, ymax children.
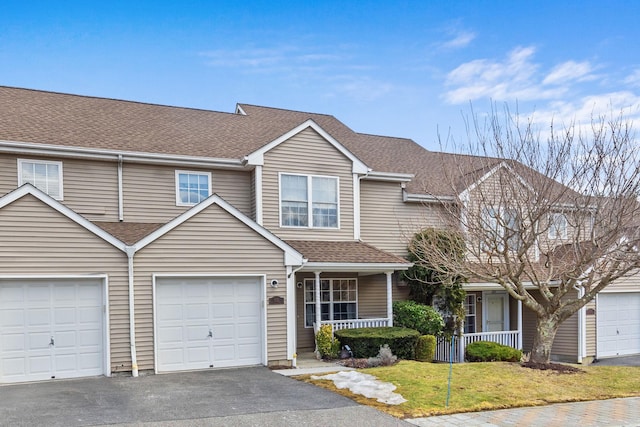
<box><xmin>118</xmin><ymin>154</ymin><xmax>124</xmax><ymax>222</ymax></box>
<box><xmin>126</xmin><ymin>246</ymin><xmax>139</xmax><ymax>377</ymax></box>
<box><xmin>573</xmin><ymin>283</ymin><xmax>586</xmax><ymax>364</ymax></box>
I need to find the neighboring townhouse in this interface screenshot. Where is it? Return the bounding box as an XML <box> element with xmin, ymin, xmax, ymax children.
<box><xmin>0</xmin><ymin>86</ymin><xmax>637</xmax><ymax>383</ymax></box>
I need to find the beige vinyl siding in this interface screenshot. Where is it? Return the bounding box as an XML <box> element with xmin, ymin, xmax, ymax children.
<box><xmin>602</xmin><ymin>272</ymin><xmax>640</xmax><ymax>293</ymax></box>
<box><xmin>133</xmin><ymin>203</ymin><xmax>289</xmax><ymax>368</ymax></box>
<box><xmin>123</xmin><ymin>164</ymin><xmax>252</xmax><ymax>223</ymax></box>
<box><xmin>262</xmin><ymin>128</ymin><xmax>354</xmax><ymax>240</ymax></box>
<box><xmin>0</xmin><ymin>154</ymin><xmax>120</xmax><ymax>222</ymax></box>
<box><xmin>586</xmin><ymin>299</ymin><xmax>596</xmax><ymax>357</ymax></box>
<box><xmin>358</xmin><ymin>274</ymin><xmax>388</xmax><ymax>319</ymax></box>
<box><xmin>360</xmin><ymin>180</ymin><xmax>447</xmax><ymax>257</ymax></box>
<box><xmin>522</xmin><ymin>289</ymin><xmax>579</xmax><ymax>361</ymax></box>
<box><xmin>0</xmin><ymin>194</ymin><xmax>131</xmax><ymax>371</ymax></box>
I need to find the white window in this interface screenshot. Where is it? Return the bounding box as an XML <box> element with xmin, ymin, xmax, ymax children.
<box><xmin>175</xmin><ymin>170</ymin><xmax>211</xmax><ymax>206</ymax></box>
<box><xmin>481</xmin><ymin>207</ymin><xmax>521</xmax><ymax>251</ymax></box>
<box><xmin>280</xmin><ymin>173</ymin><xmax>339</xmax><ymax>228</ymax></box>
<box><xmin>304</xmin><ymin>278</ymin><xmax>357</xmax><ymax>328</ymax></box>
<box><xmin>464</xmin><ymin>294</ymin><xmax>476</xmax><ymax>334</ymax></box>
<box><xmin>549</xmin><ymin>213</ymin><xmax>568</xmax><ymax>239</ymax></box>
<box><xmin>18</xmin><ymin>159</ymin><xmax>63</xmax><ymax>200</ymax></box>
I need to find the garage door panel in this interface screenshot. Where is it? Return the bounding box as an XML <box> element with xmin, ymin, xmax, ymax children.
<box><xmin>598</xmin><ymin>293</ymin><xmax>640</xmax><ymax>357</ymax></box>
<box><xmin>0</xmin><ymin>279</ymin><xmax>105</xmax><ymax>383</ymax></box>
<box><xmin>156</xmin><ymin>277</ymin><xmax>263</xmax><ymax>372</ymax></box>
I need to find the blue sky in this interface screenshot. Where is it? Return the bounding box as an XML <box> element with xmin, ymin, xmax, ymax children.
<box><xmin>2</xmin><ymin>1</ymin><xmax>639</xmax><ymax>150</ymax></box>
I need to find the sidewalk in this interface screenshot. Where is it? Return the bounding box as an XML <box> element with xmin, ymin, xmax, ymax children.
<box><xmin>408</xmin><ymin>397</ymin><xmax>640</xmax><ymax>427</ymax></box>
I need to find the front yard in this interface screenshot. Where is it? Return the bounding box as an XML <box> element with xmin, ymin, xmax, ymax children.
<box><xmin>304</xmin><ymin>361</ymin><xmax>640</xmax><ymax>418</ymax></box>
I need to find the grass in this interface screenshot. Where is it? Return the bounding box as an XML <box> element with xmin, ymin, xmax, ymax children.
<box><xmin>302</xmin><ymin>361</ymin><xmax>640</xmax><ymax>418</ymax></box>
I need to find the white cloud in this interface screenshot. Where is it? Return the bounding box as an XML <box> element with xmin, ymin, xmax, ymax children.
<box><xmin>624</xmin><ymin>69</ymin><xmax>640</xmax><ymax>87</ymax></box>
<box><xmin>441</xmin><ymin>30</ymin><xmax>476</xmax><ymax>49</ymax></box>
<box><xmin>542</xmin><ymin>61</ymin><xmax>595</xmax><ymax>85</ymax></box>
<box><xmin>444</xmin><ymin>46</ymin><xmax>565</xmax><ymax>104</ymax></box>
<box><xmin>326</xmin><ymin>75</ymin><xmax>394</xmax><ymax>102</ymax></box>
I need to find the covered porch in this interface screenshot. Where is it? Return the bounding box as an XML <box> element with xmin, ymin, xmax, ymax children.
<box><xmin>435</xmin><ymin>284</ymin><xmax>524</xmax><ymax>362</ymax></box>
<box><xmin>284</xmin><ymin>240</ymin><xmax>412</xmax><ymax>353</ymax></box>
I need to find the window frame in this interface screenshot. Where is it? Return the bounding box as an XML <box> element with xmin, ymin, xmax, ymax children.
<box><xmin>279</xmin><ymin>172</ymin><xmax>340</xmax><ymax>229</ymax></box>
<box><xmin>481</xmin><ymin>206</ymin><xmax>521</xmax><ymax>252</ymax></box>
<box><xmin>17</xmin><ymin>158</ymin><xmax>64</xmax><ymax>200</ymax></box>
<box><xmin>463</xmin><ymin>294</ymin><xmax>476</xmax><ymax>334</ymax></box>
<box><xmin>549</xmin><ymin>212</ymin><xmax>568</xmax><ymax>239</ymax></box>
<box><xmin>175</xmin><ymin>170</ymin><xmax>212</xmax><ymax>207</ymax></box>
<box><xmin>303</xmin><ymin>278</ymin><xmax>357</xmax><ymax>328</ymax></box>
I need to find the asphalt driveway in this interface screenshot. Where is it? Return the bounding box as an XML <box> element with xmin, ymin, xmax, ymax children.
<box><xmin>0</xmin><ymin>367</ymin><xmax>409</xmax><ymax>426</ymax></box>
<box><xmin>592</xmin><ymin>354</ymin><xmax>640</xmax><ymax>366</ymax></box>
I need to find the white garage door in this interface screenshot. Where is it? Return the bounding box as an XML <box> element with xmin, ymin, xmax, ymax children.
<box><xmin>155</xmin><ymin>277</ymin><xmax>263</xmax><ymax>372</ymax></box>
<box><xmin>0</xmin><ymin>278</ymin><xmax>104</xmax><ymax>383</ymax></box>
<box><xmin>598</xmin><ymin>293</ymin><xmax>640</xmax><ymax>357</ymax></box>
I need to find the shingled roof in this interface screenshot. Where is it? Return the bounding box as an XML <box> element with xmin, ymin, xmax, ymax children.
<box><xmin>285</xmin><ymin>240</ymin><xmax>410</xmax><ymax>264</ymax></box>
<box><xmin>0</xmin><ymin>86</ymin><xmax>569</xmax><ymax>198</ymax></box>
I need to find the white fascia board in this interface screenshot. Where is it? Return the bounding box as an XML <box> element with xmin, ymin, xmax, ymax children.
<box><xmin>301</xmin><ymin>262</ymin><xmax>412</xmax><ymax>273</ymax></box>
<box><xmin>133</xmin><ymin>193</ymin><xmax>305</xmax><ymax>266</ymax></box>
<box><xmin>0</xmin><ymin>184</ymin><xmax>127</xmax><ymax>252</ymax></box>
<box><xmin>459</xmin><ymin>161</ymin><xmax>533</xmax><ymax>200</ymax></box>
<box><xmin>0</xmin><ymin>139</ymin><xmax>245</xmax><ymax>170</ymax></box>
<box><xmin>463</xmin><ymin>281</ymin><xmax>551</xmax><ymax>291</ymax></box>
<box><xmin>244</xmin><ymin>119</ymin><xmax>370</xmax><ymax>174</ymax></box>
<box><xmin>362</xmin><ymin>171</ymin><xmax>414</xmax><ymax>182</ymax></box>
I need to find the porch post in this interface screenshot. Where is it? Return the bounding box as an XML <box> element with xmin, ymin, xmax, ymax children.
<box><xmin>314</xmin><ymin>271</ymin><xmax>322</xmax><ymax>329</ymax></box>
<box><xmin>517</xmin><ymin>299</ymin><xmax>523</xmax><ymax>350</ymax></box>
<box><xmin>385</xmin><ymin>271</ymin><xmax>393</xmax><ymax>327</ymax></box>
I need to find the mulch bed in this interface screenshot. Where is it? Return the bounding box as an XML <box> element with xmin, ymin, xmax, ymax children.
<box><xmin>521</xmin><ymin>361</ymin><xmax>584</xmax><ymax>373</ymax></box>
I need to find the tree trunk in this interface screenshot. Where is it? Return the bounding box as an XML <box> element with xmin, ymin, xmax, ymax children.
<box><xmin>530</xmin><ymin>316</ymin><xmax>560</xmax><ymax>364</ymax></box>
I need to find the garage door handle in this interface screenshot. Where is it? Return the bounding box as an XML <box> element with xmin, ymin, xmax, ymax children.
<box><xmin>208</xmin><ymin>330</ymin><xmax>213</xmax><ymax>338</ymax></box>
<box><xmin>49</xmin><ymin>336</ymin><xmax>55</xmax><ymax>347</ymax></box>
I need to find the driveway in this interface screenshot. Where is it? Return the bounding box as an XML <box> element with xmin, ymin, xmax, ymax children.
<box><xmin>592</xmin><ymin>354</ymin><xmax>640</xmax><ymax>366</ymax></box>
<box><xmin>0</xmin><ymin>367</ymin><xmax>409</xmax><ymax>426</ymax></box>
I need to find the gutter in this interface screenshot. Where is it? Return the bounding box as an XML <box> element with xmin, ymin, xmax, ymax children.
<box><xmin>402</xmin><ymin>190</ymin><xmax>456</xmax><ymax>203</ymax></box>
<box><xmin>125</xmin><ymin>246</ymin><xmax>139</xmax><ymax>377</ymax></box>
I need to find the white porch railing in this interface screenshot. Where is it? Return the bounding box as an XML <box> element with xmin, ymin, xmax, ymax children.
<box><xmin>435</xmin><ymin>330</ymin><xmax>521</xmax><ymax>363</ymax></box>
<box><xmin>316</xmin><ymin>318</ymin><xmax>391</xmax><ymax>334</ymax></box>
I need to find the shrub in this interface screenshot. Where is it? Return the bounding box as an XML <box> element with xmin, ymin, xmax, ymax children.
<box><xmin>393</xmin><ymin>300</ymin><xmax>445</xmax><ymax>336</ymax></box>
<box><xmin>465</xmin><ymin>341</ymin><xmax>523</xmax><ymax>362</ymax></box>
<box><xmin>315</xmin><ymin>324</ymin><xmax>340</xmax><ymax>359</ymax></box>
<box><xmin>367</xmin><ymin>344</ymin><xmax>398</xmax><ymax>367</ymax></box>
<box><xmin>334</xmin><ymin>327</ymin><xmax>420</xmax><ymax>359</ymax></box>
<box><xmin>415</xmin><ymin>335</ymin><xmax>436</xmax><ymax>362</ymax></box>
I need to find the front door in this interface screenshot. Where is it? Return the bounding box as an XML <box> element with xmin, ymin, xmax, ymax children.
<box><xmin>484</xmin><ymin>292</ymin><xmax>508</xmax><ymax>332</ymax></box>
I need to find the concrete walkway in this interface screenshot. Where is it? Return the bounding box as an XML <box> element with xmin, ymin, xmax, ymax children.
<box><xmin>408</xmin><ymin>397</ymin><xmax>640</xmax><ymax>427</ymax></box>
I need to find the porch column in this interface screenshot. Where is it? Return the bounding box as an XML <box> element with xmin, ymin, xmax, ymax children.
<box><xmin>314</xmin><ymin>271</ymin><xmax>322</xmax><ymax>329</ymax></box>
<box><xmin>385</xmin><ymin>271</ymin><xmax>393</xmax><ymax>327</ymax></box>
<box><xmin>517</xmin><ymin>299</ymin><xmax>523</xmax><ymax>350</ymax></box>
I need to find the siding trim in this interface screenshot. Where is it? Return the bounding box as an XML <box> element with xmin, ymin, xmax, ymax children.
<box><xmin>245</xmin><ymin>119</ymin><xmax>369</xmax><ymax>174</ymax></box>
<box><xmin>0</xmin><ymin>184</ymin><xmax>127</xmax><ymax>251</ymax></box>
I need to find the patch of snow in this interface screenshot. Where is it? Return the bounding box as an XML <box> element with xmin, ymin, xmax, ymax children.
<box><xmin>311</xmin><ymin>370</ymin><xmax>407</xmax><ymax>405</ymax></box>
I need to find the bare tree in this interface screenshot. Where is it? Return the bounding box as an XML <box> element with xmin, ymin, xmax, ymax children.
<box><xmin>413</xmin><ymin>106</ymin><xmax>640</xmax><ymax>364</ymax></box>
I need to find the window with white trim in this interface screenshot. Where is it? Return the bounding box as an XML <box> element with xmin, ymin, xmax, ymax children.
<box><xmin>463</xmin><ymin>294</ymin><xmax>476</xmax><ymax>334</ymax></box>
<box><xmin>304</xmin><ymin>278</ymin><xmax>357</xmax><ymax>328</ymax></box>
<box><xmin>549</xmin><ymin>213</ymin><xmax>568</xmax><ymax>239</ymax></box>
<box><xmin>481</xmin><ymin>207</ymin><xmax>521</xmax><ymax>251</ymax></box>
<box><xmin>18</xmin><ymin>159</ymin><xmax>63</xmax><ymax>200</ymax></box>
<box><xmin>280</xmin><ymin>173</ymin><xmax>339</xmax><ymax>228</ymax></box>
<box><xmin>175</xmin><ymin>170</ymin><xmax>211</xmax><ymax>206</ymax></box>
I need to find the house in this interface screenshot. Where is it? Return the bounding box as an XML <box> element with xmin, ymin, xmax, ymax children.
<box><xmin>0</xmin><ymin>86</ymin><xmax>637</xmax><ymax>383</ymax></box>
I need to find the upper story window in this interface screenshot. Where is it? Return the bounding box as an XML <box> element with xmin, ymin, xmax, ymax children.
<box><xmin>175</xmin><ymin>170</ymin><xmax>211</xmax><ymax>206</ymax></box>
<box><xmin>481</xmin><ymin>207</ymin><xmax>521</xmax><ymax>251</ymax></box>
<box><xmin>18</xmin><ymin>159</ymin><xmax>63</xmax><ymax>200</ymax></box>
<box><xmin>280</xmin><ymin>173</ymin><xmax>339</xmax><ymax>228</ymax></box>
<box><xmin>549</xmin><ymin>213</ymin><xmax>568</xmax><ymax>239</ymax></box>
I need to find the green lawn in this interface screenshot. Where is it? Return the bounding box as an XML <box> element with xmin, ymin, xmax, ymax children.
<box><xmin>305</xmin><ymin>361</ymin><xmax>640</xmax><ymax>418</ymax></box>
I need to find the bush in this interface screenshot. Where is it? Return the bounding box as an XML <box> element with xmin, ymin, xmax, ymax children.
<box><xmin>334</xmin><ymin>327</ymin><xmax>420</xmax><ymax>359</ymax></box>
<box><xmin>393</xmin><ymin>300</ymin><xmax>445</xmax><ymax>336</ymax></box>
<box><xmin>315</xmin><ymin>324</ymin><xmax>340</xmax><ymax>359</ymax></box>
<box><xmin>366</xmin><ymin>344</ymin><xmax>398</xmax><ymax>367</ymax></box>
<box><xmin>465</xmin><ymin>341</ymin><xmax>523</xmax><ymax>362</ymax></box>
<box><xmin>415</xmin><ymin>335</ymin><xmax>436</xmax><ymax>362</ymax></box>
